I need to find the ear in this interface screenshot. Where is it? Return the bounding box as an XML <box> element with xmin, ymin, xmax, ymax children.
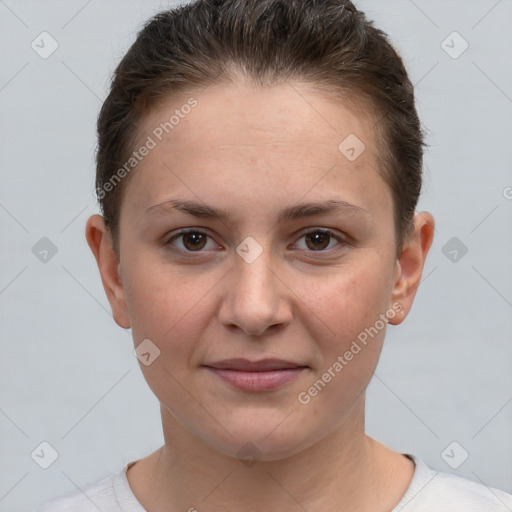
<box><xmin>85</xmin><ymin>214</ymin><xmax>131</xmax><ymax>329</ymax></box>
<box><xmin>388</xmin><ymin>211</ymin><xmax>435</xmax><ymax>325</ymax></box>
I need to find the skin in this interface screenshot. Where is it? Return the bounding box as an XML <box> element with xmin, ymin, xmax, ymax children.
<box><xmin>86</xmin><ymin>79</ymin><xmax>435</xmax><ymax>512</ymax></box>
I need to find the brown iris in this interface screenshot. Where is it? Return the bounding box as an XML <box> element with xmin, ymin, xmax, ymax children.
<box><xmin>304</xmin><ymin>231</ymin><xmax>331</xmax><ymax>251</ymax></box>
<box><xmin>182</xmin><ymin>232</ymin><xmax>207</xmax><ymax>251</ymax></box>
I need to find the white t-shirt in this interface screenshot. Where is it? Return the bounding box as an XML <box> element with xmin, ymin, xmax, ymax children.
<box><xmin>33</xmin><ymin>453</ymin><xmax>512</xmax><ymax>511</ymax></box>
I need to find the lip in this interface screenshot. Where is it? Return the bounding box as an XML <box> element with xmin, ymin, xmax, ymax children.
<box><xmin>204</xmin><ymin>358</ymin><xmax>306</xmax><ymax>372</ymax></box>
<box><xmin>203</xmin><ymin>358</ymin><xmax>308</xmax><ymax>392</ymax></box>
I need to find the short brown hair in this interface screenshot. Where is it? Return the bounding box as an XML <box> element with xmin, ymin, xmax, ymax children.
<box><xmin>95</xmin><ymin>0</ymin><xmax>426</xmax><ymax>256</ymax></box>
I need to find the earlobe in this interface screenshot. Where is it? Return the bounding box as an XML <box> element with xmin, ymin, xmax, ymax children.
<box><xmin>388</xmin><ymin>211</ymin><xmax>435</xmax><ymax>326</ymax></box>
<box><xmin>85</xmin><ymin>214</ymin><xmax>131</xmax><ymax>329</ymax></box>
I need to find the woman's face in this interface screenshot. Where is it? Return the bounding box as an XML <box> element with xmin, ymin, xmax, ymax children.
<box><xmin>91</xmin><ymin>80</ymin><xmax>426</xmax><ymax>460</ymax></box>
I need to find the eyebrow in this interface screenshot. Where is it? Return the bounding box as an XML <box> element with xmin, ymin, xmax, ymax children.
<box><xmin>145</xmin><ymin>198</ymin><xmax>370</xmax><ymax>223</ymax></box>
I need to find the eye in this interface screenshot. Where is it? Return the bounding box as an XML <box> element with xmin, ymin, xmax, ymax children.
<box><xmin>293</xmin><ymin>229</ymin><xmax>345</xmax><ymax>252</ymax></box>
<box><xmin>165</xmin><ymin>228</ymin><xmax>219</xmax><ymax>252</ymax></box>
<box><xmin>164</xmin><ymin>227</ymin><xmax>346</xmax><ymax>254</ymax></box>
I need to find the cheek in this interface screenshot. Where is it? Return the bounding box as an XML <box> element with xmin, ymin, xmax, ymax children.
<box><xmin>122</xmin><ymin>257</ymin><xmax>219</xmax><ymax>360</ymax></box>
<box><xmin>296</xmin><ymin>266</ymin><xmax>390</xmax><ymax>420</ymax></box>
<box><xmin>296</xmin><ymin>253</ymin><xmax>394</xmax><ymax>405</ymax></box>
<box><xmin>122</xmin><ymin>264</ymin><xmax>211</xmax><ymax>408</ymax></box>
<box><xmin>303</xmin><ymin>255</ymin><xmax>394</xmax><ymax>349</ymax></box>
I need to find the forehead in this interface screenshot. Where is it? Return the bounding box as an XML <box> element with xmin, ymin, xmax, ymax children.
<box><xmin>125</xmin><ymin>80</ymin><xmax>392</xmax><ymax>224</ymax></box>
<box><xmin>139</xmin><ymin>80</ymin><xmax>374</xmax><ymax>158</ymax></box>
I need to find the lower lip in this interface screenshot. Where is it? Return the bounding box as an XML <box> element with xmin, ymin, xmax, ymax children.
<box><xmin>205</xmin><ymin>367</ymin><xmax>306</xmax><ymax>392</ymax></box>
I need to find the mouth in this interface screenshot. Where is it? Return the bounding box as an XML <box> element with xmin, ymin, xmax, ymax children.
<box><xmin>203</xmin><ymin>358</ymin><xmax>309</xmax><ymax>392</ymax></box>
<box><xmin>204</xmin><ymin>358</ymin><xmax>307</xmax><ymax>372</ymax></box>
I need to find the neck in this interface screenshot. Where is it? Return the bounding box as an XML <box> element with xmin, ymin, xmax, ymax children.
<box><xmin>128</xmin><ymin>396</ymin><xmax>413</xmax><ymax>512</ymax></box>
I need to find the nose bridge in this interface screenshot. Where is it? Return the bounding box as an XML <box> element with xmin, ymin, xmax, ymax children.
<box><xmin>220</xmin><ymin>243</ymin><xmax>291</xmax><ymax>335</ymax></box>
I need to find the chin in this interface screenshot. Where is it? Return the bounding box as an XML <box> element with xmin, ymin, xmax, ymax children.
<box><xmin>202</xmin><ymin>419</ymin><xmax>319</xmax><ymax>464</ymax></box>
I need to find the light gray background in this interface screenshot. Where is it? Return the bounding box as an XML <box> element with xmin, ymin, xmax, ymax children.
<box><xmin>1</xmin><ymin>1</ymin><xmax>511</xmax><ymax>510</ymax></box>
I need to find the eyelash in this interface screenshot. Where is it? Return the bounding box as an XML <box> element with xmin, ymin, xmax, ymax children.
<box><xmin>163</xmin><ymin>227</ymin><xmax>347</xmax><ymax>255</ymax></box>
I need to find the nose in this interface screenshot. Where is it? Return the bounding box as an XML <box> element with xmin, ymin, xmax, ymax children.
<box><xmin>218</xmin><ymin>248</ymin><xmax>293</xmax><ymax>337</ymax></box>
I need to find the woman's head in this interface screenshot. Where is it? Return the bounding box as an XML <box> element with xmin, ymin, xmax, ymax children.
<box><xmin>95</xmin><ymin>0</ymin><xmax>426</xmax><ymax>258</ymax></box>
<box><xmin>86</xmin><ymin>0</ymin><xmax>434</xmax><ymax>461</ymax></box>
